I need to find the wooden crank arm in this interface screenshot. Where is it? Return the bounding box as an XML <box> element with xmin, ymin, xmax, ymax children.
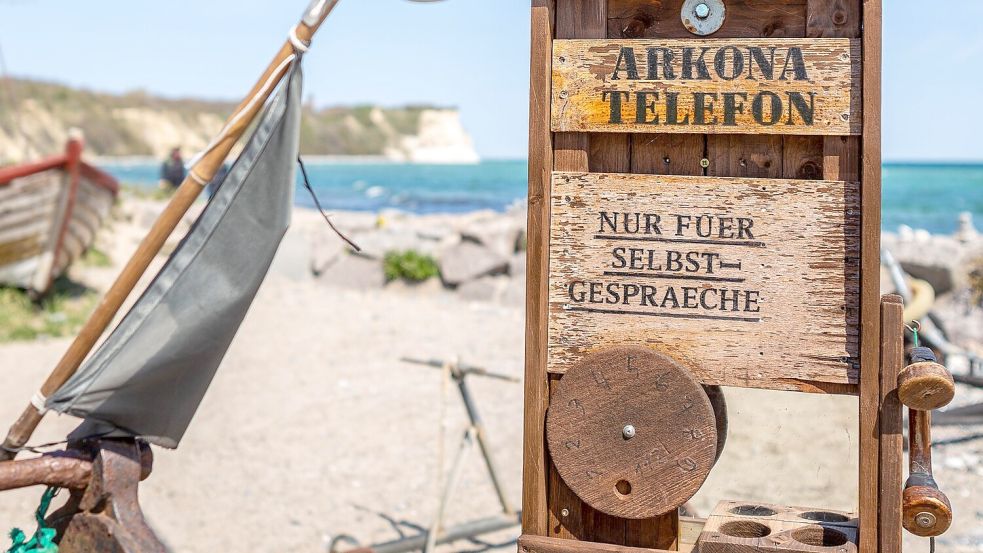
<box><xmin>0</xmin><ymin>0</ymin><xmax>341</xmax><ymax>462</ymax></box>
<box><xmin>902</xmin><ymin>409</ymin><xmax>952</xmax><ymax>537</ymax></box>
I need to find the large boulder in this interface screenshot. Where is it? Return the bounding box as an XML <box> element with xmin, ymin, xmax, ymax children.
<box><xmin>316</xmin><ymin>253</ymin><xmax>385</xmax><ymax>290</ymax></box>
<box><xmin>883</xmin><ymin>232</ymin><xmax>983</xmax><ymax>295</ymax></box>
<box><xmin>438</xmin><ymin>241</ymin><xmax>507</xmax><ymax>286</ymax></box>
<box><xmin>347</xmin><ymin>229</ymin><xmax>436</xmax><ymax>260</ymax></box>
<box><xmin>457</xmin><ymin>275</ymin><xmax>510</xmax><ymax>303</ymax></box>
<box><xmin>461</xmin><ymin>217</ymin><xmax>524</xmax><ymax>258</ymax></box>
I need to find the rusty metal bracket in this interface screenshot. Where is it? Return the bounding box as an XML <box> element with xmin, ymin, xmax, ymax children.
<box><xmin>39</xmin><ymin>439</ymin><xmax>165</xmax><ymax>553</ymax></box>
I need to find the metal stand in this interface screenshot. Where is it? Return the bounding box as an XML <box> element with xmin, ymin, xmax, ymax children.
<box><xmin>329</xmin><ymin>358</ymin><xmax>521</xmax><ymax>553</ymax></box>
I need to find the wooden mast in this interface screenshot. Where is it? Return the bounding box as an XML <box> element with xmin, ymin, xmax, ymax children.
<box><xmin>0</xmin><ymin>0</ymin><xmax>342</xmax><ymax>461</ymax></box>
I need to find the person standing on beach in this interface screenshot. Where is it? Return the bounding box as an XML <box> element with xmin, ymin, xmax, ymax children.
<box><xmin>160</xmin><ymin>147</ymin><xmax>186</xmax><ymax>190</ymax></box>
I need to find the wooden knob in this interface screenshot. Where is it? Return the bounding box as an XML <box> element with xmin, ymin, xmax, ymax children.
<box><xmin>897</xmin><ymin>361</ymin><xmax>955</xmax><ymax>410</ymax></box>
<box><xmin>902</xmin><ymin>485</ymin><xmax>952</xmax><ymax>537</ymax></box>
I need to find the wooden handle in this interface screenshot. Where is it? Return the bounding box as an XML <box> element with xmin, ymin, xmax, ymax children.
<box><xmin>897</xmin><ymin>361</ymin><xmax>955</xmax><ymax>411</ymax></box>
<box><xmin>902</xmin><ymin>409</ymin><xmax>952</xmax><ymax>537</ymax></box>
<box><xmin>0</xmin><ymin>1</ymin><xmax>340</xmax><ymax>462</ymax></box>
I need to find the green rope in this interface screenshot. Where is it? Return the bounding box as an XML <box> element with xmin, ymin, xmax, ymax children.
<box><xmin>6</xmin><ymin>487</ymin><xmax>58</xmax><ymax>553</ymax></box>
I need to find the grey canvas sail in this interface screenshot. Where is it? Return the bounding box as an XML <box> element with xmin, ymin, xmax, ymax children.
<box><xmin>46</xmin><ymin>64</ymin><xmax>303</xmax><ymax>449</ymax></box>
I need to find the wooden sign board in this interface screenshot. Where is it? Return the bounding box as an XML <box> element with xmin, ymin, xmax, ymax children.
<box><xmin>552</xmin><ymin>39</ymin><xmax>861</xmax><ymax>135</ymax></box>
<box><xmin>546</xmin><ymin>172</ymin><xmax>861</xmax><ymax>391</ymax></box>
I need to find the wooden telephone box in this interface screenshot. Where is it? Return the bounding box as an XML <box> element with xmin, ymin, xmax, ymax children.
<box><xmin>520</xmin><ymin>1</ymin><xmax>904</xmax><ymax>552</ymax></box>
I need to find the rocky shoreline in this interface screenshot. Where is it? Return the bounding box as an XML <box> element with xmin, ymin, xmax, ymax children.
<box><xmin>114</xmin><ymin>194</ymin><xmax>983</xmax><ymax>318</ymax></box>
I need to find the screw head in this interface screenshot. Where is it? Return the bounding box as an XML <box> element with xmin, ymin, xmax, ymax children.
<box><xmin>915</xmin><ymin>512</ymin><xmax>937</xmax><ymax>528</ymax></box>
<box><xmin>623</xmin><ymin>424</ymin><xmax>636</xmax><ymax>439</ymax></box>
<box><xmin>694</xmin><ymin>3</ymin><xmax>711</xmax><ymax>18</ymax></box>
<box><xmin>560</xmin><ymin>508</ymin><xmax>570</xmax><ymax>517</ymax></box>
<box><xmin>700</xmin><ymin>158</ymin><xmax>710</xmax><ymax>168</ymax></box>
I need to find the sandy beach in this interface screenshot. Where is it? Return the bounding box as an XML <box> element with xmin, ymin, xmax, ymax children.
<box><xmin>0</xmin><ymin>199</ymin><xmax>980</xmax><ymax>553</ymax></box>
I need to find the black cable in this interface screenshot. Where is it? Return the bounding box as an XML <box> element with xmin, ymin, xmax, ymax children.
<box><xmin>297</xmin><ymin>156</ymin><xmax>361</xmax><ymax>252</ymax></box>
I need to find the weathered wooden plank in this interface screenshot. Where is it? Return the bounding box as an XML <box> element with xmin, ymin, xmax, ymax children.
<box><xmin>546</xmin><ymin>172</ymin><xmax>861</xmax><ymax>392</ymax></box>
<box><xmin>878</xmin><ymin>295</ymin><xmax>904</xmax><ymax>553</ymax></box>
<box><xmin>782</xmin><ymin>136</ymin><xmax>824</xmax><ymax>180</ymax></box>
<box><xmin>631</xmin><ymin>135</ymin><xmax>705</xmax><ymax>176</ymax></box>
<box><xmin>552</xmin><ymin>39</ymin><xmax>861</xmax><ymax>135</ymax></box>
<box><xmin>519</xmin><ymin>534</ymin><xmax>672</xmax><ymax>553</ymax></box>
<box><xmin>858</xmin><ymin>1</ymin><xmax>883</xmax><ymax>552</ymax></box>
<box><xmin>609</xmin><ymin>0</ymin><xmax>808</xmax><ymax>39</ymax></box>
<box><xmin>707</xmin><ymin>135</ymin><xmax>782</xmax><ymax>178</ymax></box>
<box><xmin>806</xmin><ymin>0</ymin><xmax>860</xmax><ymax>38</ymax></box>
<box><xmin>589</xmin><ymin>134</ymin><xmax>631</xmax><ymax>172</ymax></box>
<box><xmin>523</xmin><ymin>0</ymin><xmax>556</xmax><ymax>537</ymax></box>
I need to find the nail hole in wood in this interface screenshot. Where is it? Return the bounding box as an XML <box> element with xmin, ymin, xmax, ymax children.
<box><xmin>615</xmin><ymin>479</ymin><xmax>632</xmax><ymax>496</ymax></box>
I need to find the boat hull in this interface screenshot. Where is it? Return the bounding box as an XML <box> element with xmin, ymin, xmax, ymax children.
<box><xmin>0</xmin><ymin>140</ymin><xmax>118</xmax><ymax>296</ymax></box>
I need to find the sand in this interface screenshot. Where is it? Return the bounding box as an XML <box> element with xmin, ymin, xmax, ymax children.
<box><xmin>0</xmin><ymin>205</ymin><xmax>980</xmax><ymax>552</ymax></box>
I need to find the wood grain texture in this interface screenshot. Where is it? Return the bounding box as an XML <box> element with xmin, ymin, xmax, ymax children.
<box><xmin>609</xmin><ymin>0</ymin><xmax>808</xmax><ymax>39</ymax></box>
<box><xmin>631</xmin><ymin>135</ymin><xmax>705</xmax><ymax>176</ymax></box>
<box><xmin>806</xmin><ymin>0</ymin><xmax>860</xmax><ymax>38</ymax></box>
<box><xmin>878</xmin><ymin>295</ymin><xmax>903</xmax><ymax>553</ymax></box>
<box><xmin>519</xmin><ymin>534</ymin><xmax>672</xmax><ymax>553</ymax></box>
<box><xmin>523</xmin><ymin>0</ymin><xmax>557</xmax><ymax>536</ymax></box>
<box><xmin>696</xmin><ymin>500</ymin><xmax>858</xmax><ymax>553</ymax></box>
<box><xmin>547</xmin><ymin>347</ymin><xmax>716</xmax><ymax>519</ymax></box>
<box><xmin>552</xmin><ymin>39</ymin><xmax>861</xmax><ymax>135</ymax></box>
<box><xmin>782</xmin><ymin>136</ymin><xmax>823</xmax><ymax>180</ymax></box>
<box><xmin>547</xmin><ymin>172</ymin><xmax>860</xmax><ymax>392</ymax></box>
<box><xmin>858</xmin><ymin>1</ymin><xmax>882</xmax><ymax>551</ymax></box>
<box><xmin>708</xmin><ymin>135</ymin><xmax>782</xmax><ymax>178</ymax></box>
<box><xmin>896</xmin><ymin>361</ymin><xmax>955</xmax><ymax>411</ymax></box>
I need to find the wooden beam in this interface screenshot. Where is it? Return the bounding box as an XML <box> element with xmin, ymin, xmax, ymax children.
<box><xmin>859</xmin><ymin>1</ymin><xmax>883</xmax><ymax>552</ymax></box>
<box><xmin>879</xmin><ymin>295</ymin><xmax>904</xmax><ymax>553</ymax></box>
<box><xmin>522</xmin><ymin>0</ymin><xmax>557</xmax><ymax>536</ymax></box>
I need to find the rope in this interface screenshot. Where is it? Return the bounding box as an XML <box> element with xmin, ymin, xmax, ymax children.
<box><xmin>29</xmin><ymin>393</ymin><xmax>46</xmax><ymax>415</ymax></box>
<box><xmin>288</xmin><ymin>26</ymin><xmax>311</xmax><ymax>53</ymax></box>
<box><xmin>297</xmin><ymin>157</ymin><xmax>361</xmax><ymax>252</ymax></box>
<box><xmin>6</xmin><ymin>487</ymin><xmax>59</xmax><ymax>553</ymax></box>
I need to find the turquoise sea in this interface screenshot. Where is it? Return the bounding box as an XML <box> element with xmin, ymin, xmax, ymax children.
<box><xmin>100</xmin><ymin>160</ymin><xmax>982</xmax><ymax>234</ymax></box>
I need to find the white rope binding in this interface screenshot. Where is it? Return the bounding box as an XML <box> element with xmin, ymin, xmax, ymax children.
<box><xmin>30</xmin><ymin>391</ymin><xmax>47</xmax><ymax>414</ymax></box>
<box><xmin>289</xmin><ymin>25</ymin><xmax>311</xmax><ymax>53</ymax></box>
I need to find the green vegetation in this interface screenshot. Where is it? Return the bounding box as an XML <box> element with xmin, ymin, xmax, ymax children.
<box><xmin>383</xmin><ymin>250</ymin><xmax>440</xmax><ymax>283</ymax></box>
<box><xmin>81</xmin><ymin>247</ymin><xmax>112</xmax><ymax>268</ymax></box>
<box><xmin>0</xmin><ymin>279</ymin><xmax>98</xmax><ymax>342</ymax></box>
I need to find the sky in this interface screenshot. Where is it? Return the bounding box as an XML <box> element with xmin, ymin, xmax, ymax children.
<box><xmin>0</xmin><ymin>0</ymin><xmax>979</xmax><ymax>162</ymax></box>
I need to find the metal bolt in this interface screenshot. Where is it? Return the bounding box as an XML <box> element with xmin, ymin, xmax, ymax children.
<box><xmin>623</xmin><ymin>424</ymin><xmax>636</xmax><ymax>439</ymax></box>
<box><xmin>559</xmin><ymin>90</ymin><xmax>569</xmax><ymax>99</ymax></box>
<box><xmin>915</xmin><ymin>512</ymin><xmax>937</xmax><ymax>529</ymax></box>
<box><xmin>560</xmin><ymin>508</ymin><xmax>570</xmax><ymax>518</ymax></box>
<box><xmin>700</xmin><ymin>158</ymin><xmax>710</xmax><ymax>168</ymax></box>
<box><xmin>694</xmin><ymin>3</ymin><xmax>710</xmax><ymax>19</ymax></box>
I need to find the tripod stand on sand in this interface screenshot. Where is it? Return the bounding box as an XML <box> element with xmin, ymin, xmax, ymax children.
<box><xmin>329</xmin><ymin>357</ymin><xmax>521</xmax><ymax>553</ymax></box>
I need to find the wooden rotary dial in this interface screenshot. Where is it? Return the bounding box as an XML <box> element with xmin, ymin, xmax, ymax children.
<box><xmin>546</xmin><ymin>347</ymin><xmax>717</xmax><ymax>519</ymax></box>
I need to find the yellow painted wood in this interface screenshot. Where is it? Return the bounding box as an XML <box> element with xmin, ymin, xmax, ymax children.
<box><xmin>552</xmin><ymin>39</ymin><xmax>860</xmax><ymax>135</ymax></box>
